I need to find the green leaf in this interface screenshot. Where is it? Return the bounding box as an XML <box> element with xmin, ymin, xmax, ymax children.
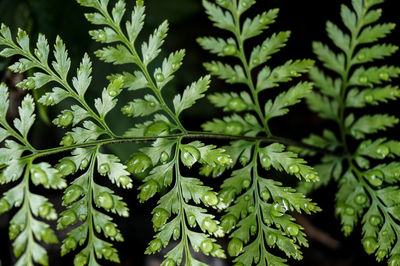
<box><xmin>241</xmin><ymin>9</ymin><xmax>279</xmax><ymax>40</ymax></box>
<box><xmin>126</xmin><ymin>3</ymin><xmax>145</xmax><ymax>43</ymax></box>
<box><xmin>335</xmin><ymin>171</ymin><xmax>361</xmax><ymax>235</ymax></box>
<box><xmin>257</xmin><ymin>60</ymin><xmax>314</xmax><ymax>92</ymax></box>
<box><xmin>96</xmin><ymin>153</ymin><xmax>132</xmax><ymax>189</ymax></box>
<box><xmin>341</xmin><ymin>4</ymin><xmax>357</xmax><ymax>32</ymax></box>
<box><xmin>353</xmin><ymin>44</ymin><xmax>398</xmax><ymax>64</ymax></box>
<box><xmin>373</xmin><ymin>162</ymin><xmax>400</xmax><ymax>184</ymax></box>
<box><xmin>69</xmin><ymin>121</ymin><xmax>106</xmax><ymax>144</ymax></box>
<box><xmin>0</xmin><ymin>83</ymin><xmax>9</xmax><ymax>119</ymax></box>
<box><xmin>298</xmin><ymin>156</ymin><xmax>343</xmax><ymax>194</ymax></box>
<box><xmin>123</xmin><ymin>114</ymin><xmax>171</xmax><ymax>137</ymax></box>
<box><xmin>76</xmin><ymin>0</ymin><xmax>99</xmax><ymax>8</ymax></box>
<box><xmin>362</xmin><ymin>8</ymin><xmax>382</xmax><ymax>26</ymax></box>
<box><xmin>188</xmin><ymin>141</ymin><xmax>233</xmax><ymax>167</ymax></box>
<box><xmin>52</xmin><ymin>36</ymin><xmax>71</xmax><ymax>80</ymax></box>
<box><xmin>94</xmin><ymin>90</ymin><xmax>117</xmax><ymax>118</ymax></box>
<box><xmin>223</xmin><ymin>146</ymin><xmax>319</xmax><ymax>265</ymax></box>
<box><xmin>202</xmin><ymin>114</ymin><xmax>263</xmax><ymax>137</ymax></box>
<box><xmin>9</xmin><ymin>58</ymin><xmax>37</xmax><ymax>74</ymax></box>
<box><xmin>142</xmin><ymin>161</ymin><xmax>174</xmax><ymax>189</ymax></box>
<box><xmin>309</xmin><ymin>67</ymin><xmax>341</xmax><ymax>98</ymax></box>
<box><xmin>346</xmin><ymin>86</ymin><xmax>400</xmax><ymax>108</ymax></box>
<box><xmin>197</xmin><ymin>36</ymin><xmax>236</xmax><ymax>57</ymax></box>
<box><xmin>181</xmin><ymin>177</ymin><xmax>211</xmax><ymax>204</ymax></box>
<box><xmin>220</xmin><ymin>164</ymin><xmax>252</xmax><ymax>201</ymax></box>
<box><xmin>0</xmin><ymin>23</ymin><xmax>12</xmax><ymax>44</ymax></box>
<box><xmin>89</xmin><ymin>28</ymin><xmax>119</xmax><ymax>44</ymax></box>
<box><xmin>0</xmin><ymin>140</ymin><xmax>25</xmax><ymax>162</ymax></box>
<box><xmin>264</xmin><ymin>82</ymin><xmax>313</xmax><ymax>120</ymax></box>
<box><xmin>33</xmin><ymin>163</ymin><xmax>67</xmax><ymax>190</ymax></box>
<box><xmin>85</xmin><ymin>12</ymin><xmax>107</xmax><ymax>25</ymax></box>
<box><xmin>387</xmin><ymin>140</ymin><xmax>400</xmax><ymax>156</ymax></box>
<box><xmin>261</xmin><ymin>179</ymin><xmax>320</xmax><ymax>214</ymax></box>
<box><xmin>173</xmin><ymin>75</ymin><xmax>210</xmax><ymax>116</ymax></box>
<box><xmin>204</xmin><ymin>61</ymin><xmax>247</xmax><ymax>84</ymax></box>
<box><xmin>0</xmin><ymin>48</ymin><xmax>18</xmax><ymax>57</ymax></box>
<box><xmin>69</xmin><ymin>105</ymin><xmax>90</xmax><ymax>126</ymax></box>
<box><xmin>111</xmin><ymin>0</ymin><xmax>126</xmax><ymax>25</ymax></box>
<box><xmin>59</xmin><ymin>147</ymin><xmax>128</xmax><ymax>264</ymax></box>
<box><xmin>377</xmin><ymin>187</ymin><xmax>400</xmax><ymax>207</ymax></box>
<box><xmin>259</xmin><ymin>143</ymin><xmax>319</xmax><ymax>182</ymax></box>
<box><xmin>357</xmin><ymin>138</ymin><xmax>390</xmax><ymax>159</ymax></box>
<box><xmin>306</xmin><ymin>93</ymin><xmax>339</xmax><ymax>120</ymax></box>
<box><xmin>141</xmin><ymin>20</ymin><xmax>169</xmax><ymax>65</ymax></box>
<box><xmin>1</xmin><ymin>159</ymin><xmax>26</xmax><ymax>184</ymax></box>
<box><xmin>349</xmin><ymin>114</ymin><xmax>399</xmax><ymax>139</ymax></box>
<box><xmin>357</xmin><ymin>23</ymin><xmax>396</xmax><ymax>44</ymax></box>
<box><xmin>17</xmin><ymin>73</ymin><xmax>53</xmax><ymax>90</ymax></box>
<box><xmin>349</xmin><ymin>66</ymin><xmax>400</xmax><ymax>87</ymax></box>
<box><xmin>140</xmin><ymin>138</ymin><xmax>176</xmax><ymax>165</ymax></box>
<box><xmin>16</xmin><ymin>29</ymin><xmax>30</xmax><ymax>51</ymax></box>
<box><xmin>13</xmin><ymin>95</ymin><xmax>36</xmax><ymax>138</ymax></box>
<box><xmin>238</xmin><ymin>0</ymin><xmax>256</xmax><ymax>15</ymax></box>
<box><xmin>122</xmin><ymin>94</ymin><xmax>160</xmax><ymax>117</ymax></box>
<box><xmin>35</xmin><ymin>34</ymin><xmax>50</xmax><ymax>63</ymax></box>
<box><xmin>31</xmin><ymin>242</ymin><xmax>49</xmax><ymax>266</ymax></box>
<box><xmin>109</xmin><ymin>71</ymin><xmax>149</xmax><ymax>91</ymax></box>
<box><xmin>208</xmin><ymin>91</ymin><xmax>253</xmax><ymax>112</ymax></box>
<box><xmin>303</xmin><ymin>130</ymin><xmax>340</xmax><ymax>151</ymax></box>
<box><xmin>155</xmin><ymin>49</ymin><xmax>185</xmax><ymax>89</ymax></box>
<box><xmin>326</xmin><ymin>21</ymin><xmax>350</xmax><ymax>52</ymax></box>
<box><xmin>38</xmin><ymin>87</ymin><xmax>69</xmax><ymax>106</ymax></box>
<box><xmin>0</xmin><ymin>128</ymin><xmax>10</xmax><ymax>143</ymax></box>
<box><xmin>202</xmin><ymin>0</ymin><xmax>235</xmax><ymax>32</ymax></box>
<box><xmin>95</xmin><ymin>45</ymin><xmax>137</xmax><ymax>65</ymax></box>
<box><xmin>312</xmin><ymin>42</ymin><xmax>345</xmax><ymax>74</ymax></box>
<box><xmin>249</xmin><ymin>31</ymin><xmax>291</xmax><ymax>69</ymax></box>
<box><xmin>72</xmin><ymin>54</ymin><xmax>92</xmax><ymax>97</ymax></box>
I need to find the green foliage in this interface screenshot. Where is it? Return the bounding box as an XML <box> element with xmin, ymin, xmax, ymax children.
<box><xmin>300</xmin><ymin>0</ymin><xmax>400</xmax><ymax>264</ymax></box>
<box><xmin>0</xmin><ymin>0</ymin><xmax>398</xmax><ymax>266</ymax></box>
<box><xmin>0</xmin><ymin>84</ymin><xmax>62</xmax><ymax>266</ymax></box>
<box><xmin>198</xmin><ymin>0</ymin><xmax>320</xmax><ymax>265</ymax></box>
<box><xmin>0</xmin><ymin>0</ymin><xmax>234</xmax><ymax>265</ymax></box>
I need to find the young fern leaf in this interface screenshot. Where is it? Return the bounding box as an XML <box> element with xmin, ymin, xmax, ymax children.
<box><xmin>301</xmin><ymin>0</ymin><xmax>400</xmax><ymax>264</ymax></box>
<box><xmin>78</xmin><ymin>0</ymin><xmax>234</xmax><ymax>264</ymax></box>
<box><xmin>0</xmin><ymin>26</ymin><xmax>117</xmax><ymax>140</ymax></box>
<box><xmin>0</xmin><ymin>5</ymin><xmax>133</xmax><ymax>265</ymax></box>
<box><xmin>4</xmin><ymin>0</ymin><xmax>398</xmax><ymax>265</ymax></box>
<box><xmin>142</xmin><ymin>139</ymin><xmax>232</xmax><ymax>265</ymax></box>
<box><xmin>57</xmin><ymin>147</ymin><xmax>130</xmax><ymax>265</ymax></box>
<box><xmin>0</xmin><ymin>84</ymin><xmax>64</xmax><ymax>266</ymax></box>
<box><xmin>199</xmin><ymin>0</ymin><xmax>320</xmax><ymax>265</ymax></box>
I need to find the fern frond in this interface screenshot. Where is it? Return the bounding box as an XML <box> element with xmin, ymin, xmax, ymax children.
<box><xmin>199</xmin><ymin>0</ymin><xmax>320</xmax><ymax>265</ymax></box>
<box><xmin>0</xmin><ymin>84</ymin><xmax>64</xmax><ymax>266</ymax></box>
<box><xmin>77</xmin><ymin>0</ymin><xmax>235</xmax><ymax>264</ymax></box>
<box><xmin>304</xmin><ymin>0</ymin><xmax>400</xmax><ymax>264</ymax></box>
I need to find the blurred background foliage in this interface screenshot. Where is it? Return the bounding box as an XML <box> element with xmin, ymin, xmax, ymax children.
<box><xmin>0</xmin><ymin>0</ymin><xmax>399</xmax><ymax>265</ymax></box>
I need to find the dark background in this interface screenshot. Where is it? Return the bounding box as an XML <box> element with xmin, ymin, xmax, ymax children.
<box><xmin>0</xmin><ymin>0</ymin><xmax>400</xmax><ymax>265</ymax></box>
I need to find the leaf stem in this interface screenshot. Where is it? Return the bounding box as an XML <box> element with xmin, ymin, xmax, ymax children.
<box><xmin>231</xmin><ymin>0</ymin><xmax>272</xmax><ymax>136</ymax></box>
<box><xmin>348</xmin><ymin>159</ymin><xmax>400</xmax><ymax>236</ymax></box>
<box><xmin>97</xmin><ymin>7</ymin><xmax>187</xmax><ymax>133</ymax></box>
<box><xmin>86</xmin><ymin>147</ymin><xmax>99</xmax><ymax>264</ymax></box>
<box><xmin>338</xmin><ymin>9</ymin><xmax>365</xmax><ymax>153</ymax></box>
<box><xmin>4</xmin><ymin>41</ymin><xmax>117</xmax><ymax>139</ymax></box>
<box><xmin>22</xmin><ymin>159</ymin><xmax>34</xmax><ymax>265</ymax></box>
<box><xmin>174</xmin><ymin>138</ymin><xmax>192</xmax><ymax>263</ymax></box>
<box><xmin>252</xmin><ymin>142</ymin><xmax>268</xmax><ymax>262</ymax></box>
<box><xmin>2</xmin><ymin>132</ymin><xmax>337</xmax><ymax>168</ymax></box>
<box><xmin>1</xmin><ymin>122</ymin><xmax>36</xmax><ymax>151</ymax></box>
